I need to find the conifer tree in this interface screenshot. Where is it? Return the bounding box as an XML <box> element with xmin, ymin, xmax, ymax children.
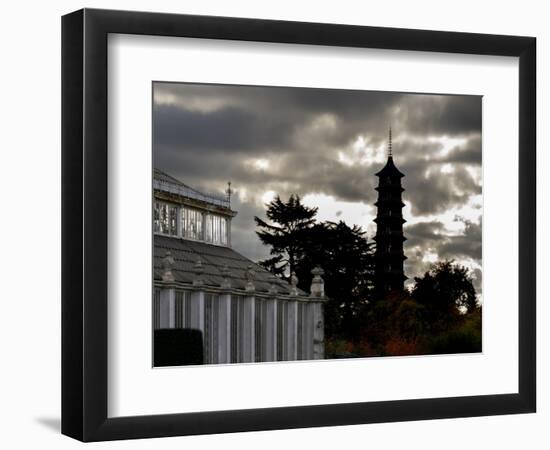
<box><xmin>254</xmin><ymin>194</ymin><xmax>317</xmax><ymax>279</ymax></box>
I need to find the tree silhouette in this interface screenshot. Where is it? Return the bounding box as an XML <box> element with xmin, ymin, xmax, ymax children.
<box><xmin>254</xmin><ymin>195</ymin><xmax>317</xmax><ymax>279</ymax></box>
<box><xmin>411</xmin><ymin>260</ymin><xmax>478</xmax><ymax>333</ymax></box>
<box><xmin>294</xmin><ymin>221</ymin><xmax>375</xmax><ymax>339</ymax></box>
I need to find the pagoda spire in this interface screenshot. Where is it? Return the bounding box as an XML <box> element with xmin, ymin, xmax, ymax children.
<box><xmin>388</xmin><ymin>126</ymin><xmax>392</xmax><ymax>157</ymax></box>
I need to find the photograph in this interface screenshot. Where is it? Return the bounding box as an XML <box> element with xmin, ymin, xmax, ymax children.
<box><xmin>152</xmin><ymin>82</ymin><xmax>482</xmax><ymax>366</ymax></box>
<box><xmin>0</xmin><ymin>1</ymin><xmax>540</xmax><ymax>446</ymax></box>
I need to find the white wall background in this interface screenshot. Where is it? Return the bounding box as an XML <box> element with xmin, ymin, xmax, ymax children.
<box><xmin>0</xmin><ymin>0</ymin><xmax>546</xmax><ymax>448</ymax></box>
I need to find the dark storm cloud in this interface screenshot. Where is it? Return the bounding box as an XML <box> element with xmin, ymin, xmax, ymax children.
<box><xmin>404</xmin><ymin>159</ymin><xmax>481</xmax><ymax>215</ymax></box>
<box><xmin>439</xmin><ymin>220</ymin><xmax>482</xmax><ymax>261</ymax></box>
<box><xmin>155</xmin><ymin>82</ymin><xmax>402</xmax><ymax>126</ymax></box>
<box><xmin>154</xmin><ymin>83</ymin><xmax>481</xmax><ymax>144</ymax></box>
<box><xmin>406</xmin><ymin>221</ymin><xmax>447</xmax><ymax>244</ymax></box>
<box><xmin>405</xmin><ymin>220</ymin><xmax>481</xmax><ymax>261</ymax></box>
<box><xmin>153</xmin><ymin>82</ymin><xmax>482</xmax><ymax>283</ymax></box>
<box><xmin>272</xmin><ymin>152</ymin><xmax>377</xmax><ymax>202</ymax></box>
<box><xmin>404</xmin><ymin>219</ymin><xmax>482</xmax><ymax>293</ymax></box>
<box><xmin>154</xmin><ymin>103</ymin><xmax>294</xmax><ymax>152</ymax></box>
<box><xmin>399</xmin><ymin>94</ymin><xmax>482</xmax><ymax>137</ymax></box>
<box><xmin>444</xmin><ymin>135</ymin><xmax>482</xmax><ymax>164</ymax></box>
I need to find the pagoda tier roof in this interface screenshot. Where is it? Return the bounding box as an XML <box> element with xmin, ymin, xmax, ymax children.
<box><xmin>375</xmin><ymin>271</ymin><xmax>408</xmax><ymax>281</ymax></box>
<box><xmin>373</xmin><ymin>234</ymin><xmax>407</xmax><ymax>242</ymax></box>
<box><xmin>375</xmin><ymin>156</ymin><xmax>405</xmax><ymax>178</ymax></box>
<box><xmin>373</xmin><ymin>216</ymin><xmax>407</xmax><ymax>224</ymax></box>
<box><xmin>374</xmin><ymin>200</ymin><xmax>406</xmax><ymax>208</ymax></box>
<box><xmin>374</xmin><ymin>252</ymin><xmax>408</xmax><ymax>261</ymax></box>
<box><xmin>375</xmin><ymin>185</ymin><xmax>405</xmax><ymax>192</ymax></box>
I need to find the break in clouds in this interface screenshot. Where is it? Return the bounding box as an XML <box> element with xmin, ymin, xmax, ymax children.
<box><xmin>153</xmin><ymin>82</ymin><xmax>482</xmax><ymax>294</ymax></box>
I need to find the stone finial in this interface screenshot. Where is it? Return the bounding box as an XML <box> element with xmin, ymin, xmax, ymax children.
<box><xmin>245</xmin><ymin>264</ymin><xmax>256</xmax><ymax>293</ymax></box>
<box><xmin>221</xmin><ymin>264</ymin><xmax>231</xmax><ymax>289</ymax></box>
<box><xmin>193</xmin><ymin>257</ymin><xmax>205</xmax><ymax>287</ymax></box>
<box><xmin>268</xmin><ymin>273</ymin><xmax>279</xmax><ymax>296</ymax></box>
<box><xmin>289</xmin><ymin>272</ymin><xmax>299</xmax><ymax>296</ymax></box>
<box><xmin>161</xmin><ymin>251</ymin><xmax>175</xmax><ymax>283</ymax></box>
<box><xmin>310</xmin><ymin>266</ymin><xmax>325</xmax><ymax>298</ymax></box>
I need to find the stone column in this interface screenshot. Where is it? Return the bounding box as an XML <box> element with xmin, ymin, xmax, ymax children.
<box><xmin>227</xmin><ymin>218</ymin><xmax>232</xmax><ymax>247</ymax></box>
<box><xmin>309</xmin><ymin>266</ymin><xmax>326</xmax><ymax>360</ymax></box>
<box><xmin>190</xmin><ymin>257</ymin><xmax>205</xmax><ymax>333</ymax></box>
<box><xmin>217</xmin><ymin>265</ymin><xmax>232</xmax><ymax>364</ymax></box>
<box><xmin>158</xmin><ymin>288</ymin><xmax>175</xmax><ymax>329</ymax></box>
<box><xmin>263</xmin><ymin>298</ymin><xmax>277</xmax><ymax>362</ymax></box>
<box><xmin>242</xmin><ymin>296</ymin><xmax>255</xmax><ymax>362</ymax></box>
<box><xmin>286</xmin><ymin>301</ymin><xmax>298</xmax><ymax>361</ymax></box>
<box><xmin>241</xmin><ymin>265</ymin><xmax>256</xmax><ymax>362</ymax></box>
<box><xmin>217</xmin><ymin>293</ymin><xmax>231</xmax><ymax>364</ymax></box>
<box><xmin>312</xmin><ymin>302</ymin><xmax>325</xmax><ymax>360</ymax></box>
<box><xmin>190</xmin><ymin>291</ymin><xmax>205</xmax><ymax>333</ymax></box>
<box><xmin>303</xmin><ymin>302</ymin><xmax>314</xmax><ymax>361</ymax></box>
<box><xmin>285</xmin><ymin>273</ymin><xmax>300</xmax><ymax>360</ymax></box>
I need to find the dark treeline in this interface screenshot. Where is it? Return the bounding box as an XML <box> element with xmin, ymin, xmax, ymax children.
<box><xmin>255</xmin><ymin>195</ymin><xmax>481</xmax><ymax>358</ymax></box>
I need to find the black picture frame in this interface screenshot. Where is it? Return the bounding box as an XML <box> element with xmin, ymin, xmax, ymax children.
<box><xmin>61</xmin><ymin>8</ymin><xmax>536</xmax><ymax>442</ymax></box>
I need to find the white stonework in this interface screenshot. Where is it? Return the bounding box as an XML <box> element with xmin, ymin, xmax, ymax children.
<box><xmin>153</xmin><ymin>169</ymin><xmax>327</xmax><ymax>364</ymax></box>
<box><xmin>154</xmin><ymin>282</ymin><xmax>326</xmax><ymax>364</ymax></box>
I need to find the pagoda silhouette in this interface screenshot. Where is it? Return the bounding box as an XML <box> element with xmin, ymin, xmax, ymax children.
<box><xmin>374</xmin><ymin>128</ymin><xmax>407</xmax><ymax>298</ymax></box>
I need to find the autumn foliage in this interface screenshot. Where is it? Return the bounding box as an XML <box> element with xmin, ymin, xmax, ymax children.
<box><xmin>325</xmin><ymin>262</ymin><xmax>482</xmax><ymax>358</ymax></box>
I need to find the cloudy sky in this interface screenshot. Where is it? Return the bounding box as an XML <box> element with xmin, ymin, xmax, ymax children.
<box><xmin>153</xmin><ymin>82</ymin><xmax>482</xmax><ymax>294</ymax></box>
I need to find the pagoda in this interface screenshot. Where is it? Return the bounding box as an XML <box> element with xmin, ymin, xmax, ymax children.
<box><xmin>373</xmin><ymin>128</ymin><xmax>407</xmax><ymax>297</ymax></box>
